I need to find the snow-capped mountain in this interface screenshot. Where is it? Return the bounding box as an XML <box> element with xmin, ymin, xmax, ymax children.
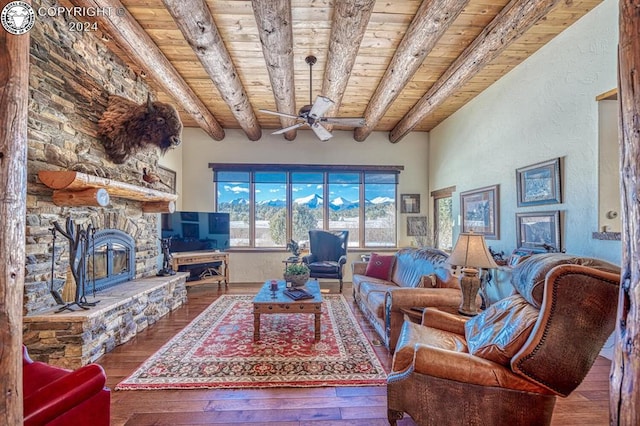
<box><xmin>294</xmin><ymin>194</ymin><xmax>323</xmax><ymax>208</ymax></box>
<box><xmin>330</xmin><ymin>196</ymin><xmax>358</xmax><ymax>210</ymax></box>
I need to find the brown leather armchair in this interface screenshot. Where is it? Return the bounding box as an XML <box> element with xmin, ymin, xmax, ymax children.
<box><xmin>387</xmin><ymin>253</ymin><xmax>620</xmax><ymax>426</ymax></box>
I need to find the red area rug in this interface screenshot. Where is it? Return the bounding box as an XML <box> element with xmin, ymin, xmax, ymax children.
<box><xmin>116</xmin><ymin>294</ymin><xmax>387</xmax><ymax>390</ymax></box>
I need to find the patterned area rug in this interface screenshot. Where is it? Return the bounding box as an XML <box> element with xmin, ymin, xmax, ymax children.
<box><xmin>116</xmin><ymin>294</ymin><xmax>387</xmax><ymax>390</ymax></box>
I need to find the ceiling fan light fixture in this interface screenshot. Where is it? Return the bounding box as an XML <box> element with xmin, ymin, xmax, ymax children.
<box><xmin>259</xmin><ymin>54</ymin><xmax>366</xmax><ymax>141</ymax></box>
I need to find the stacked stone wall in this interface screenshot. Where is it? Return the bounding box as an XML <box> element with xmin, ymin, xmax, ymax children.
<box><xmin>25</xmin><ymin>0</ymin><xmax>170</xmax><ymax>315</ymax></box>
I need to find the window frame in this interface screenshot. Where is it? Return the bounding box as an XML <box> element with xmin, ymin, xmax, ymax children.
<box><xmin>431</xmin><ymin>186</ymin><xmax>456</xmax><ymax>251</ymax></box>
<box><xmin>210</xmin><ymin>163</ymin><xmax>403</xmax><ymax>249</ymax></box>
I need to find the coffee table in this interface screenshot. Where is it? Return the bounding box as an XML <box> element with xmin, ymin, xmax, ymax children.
<box><xmin>253</xmin><ymin>279</ymin><xmax>323</xmax><ymax>342</ymax></box>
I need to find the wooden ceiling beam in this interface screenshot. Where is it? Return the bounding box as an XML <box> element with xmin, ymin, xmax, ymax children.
<box><xmin>69</xmin><ymin>0</ymin><xmax>225</xmax><ymax>141</ymax></box>
<box><xmin>252</xmin><ymin>0</ymin><xmax>297</xmax><ymax>141</ymax></box>
<box><xmin>162</xmin><ymin>0</ymin><xmax>261</xmax><ymax>141</ymax></box>
<box><xmin>353</xmin><ymin>0</ymin><xmax>470</xmax><ymax>142</ymax></box>
<box><xmin>390</xmin><ymin>0</ymin><xmax>561</xmax><ymax>143</ymax></box>
<box><xmin>321</xmin><ymin>0</ymin><xmax>376</xmax><ymax>130</ymax></box>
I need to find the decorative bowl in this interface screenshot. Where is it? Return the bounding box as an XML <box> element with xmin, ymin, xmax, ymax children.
<box><xmin>284</xmin><ymin>272</ymin><xmax>310</xmax><ymax>287</ymax></box>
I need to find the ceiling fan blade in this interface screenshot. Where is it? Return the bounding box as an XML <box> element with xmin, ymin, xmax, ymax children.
<box><xmin>309</xmin><ymin>96</ymin><xmax>334</xmax><ymax>118</ymax></box>
<box><xmin>271</xmin><ymin>122</ymin><xmax>307</xmax><ymax>135</ymax></box>
<box><xmin>310</xmin><ymin>123</ymin><xmax>333</xmax><ymax>141</ymax></box>
<box><xmin>320</xmin><ymin>117</ymin><xmax>366</xmax><ymax>127</ymax></box>
<box><xmin>259</xmin><ymin>109</ymin><xmax>301</xmax><ymax>120</ymax></box>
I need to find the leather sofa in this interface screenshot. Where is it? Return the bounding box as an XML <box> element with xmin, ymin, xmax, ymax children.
<box><xmin>23</xmin><ymin>346</ymin><xmax>111</xmax><ymax>426</ymax></box>
<box><xmin>387</xmin><ymin>253</ymin><xmax>621</xmax><ymax>425</ymax></box>
<box><xmin>352</xmin><ymin>247</ymin><xmax>471</xmax><ymax>352</ymax></box>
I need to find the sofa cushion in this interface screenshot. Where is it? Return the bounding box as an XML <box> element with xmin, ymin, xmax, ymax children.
<box><xmin>511</xmin><ymin>253</ymin><xmax>621</xmax><ymax>308</ymax></box>
<box><xmin>391</xmin><ymin>247</ymin><xmax>453</xmax><ymax>288</ymax></box>
<box><xmin>365</xmin><ymin>253</ymin><xmax>396</xmax><ymax>280</ymax></box>
<box><xmin>464</xmin><ymin>294</ymin><xmax>539</xmax><ymax>366</ymax></box>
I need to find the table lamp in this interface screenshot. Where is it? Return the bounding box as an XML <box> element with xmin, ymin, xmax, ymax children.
<box><xmin>448</xmin><ymin>232</ymin><xmax>498</xmax><ymax>316</ymax></box>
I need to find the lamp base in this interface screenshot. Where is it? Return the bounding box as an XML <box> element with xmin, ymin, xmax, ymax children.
<box><xmin>458</xmin><ymin>268</ymin><xmax>481</xmax><ymax>316</ymax></box>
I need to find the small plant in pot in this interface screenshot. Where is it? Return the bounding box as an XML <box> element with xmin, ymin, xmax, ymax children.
<box><xmin>284</xmin><ymin>263</ymin><xmax>310</xmax><ymax>287</ymax></box>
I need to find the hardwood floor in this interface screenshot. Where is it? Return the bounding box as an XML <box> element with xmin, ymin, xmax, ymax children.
<box><xmin>96</xmin><ymin>282</ymin><xmax>611</xmax><ymax>425</ymax></box>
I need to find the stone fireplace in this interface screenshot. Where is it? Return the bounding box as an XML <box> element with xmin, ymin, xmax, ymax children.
<box><xmin>22</xmin><ymin>0</ymin><xmax>187</xmax><ymax>368</ymax></box>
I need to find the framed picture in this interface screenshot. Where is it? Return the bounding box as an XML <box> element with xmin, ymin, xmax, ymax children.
<box><xmin>460</xmin><ymin>184</ymin><xmax>499</xmax><ymax>239</ymax></box>
<box><xmin>516</xmin><ymin>158</ymin><xmax>562</xmax><ymax>207</ymax></box>
<box><xmin>407</xmin><ymin>216</ymin><xmax>428</xmax><ymax>236</ymax></box>
<box><xmin>157</xmin><ymin>166</ymin><xmax>177</xmax><ymax>194</ymax></box>
<box><xmin>401</xmin><ymin>194</ymin><xmax>420</xmax><ymax>213</ymax></box>
<box><xmin>516</xmin><ymin>211</ymin><xmax>561</xmax><ymax>251</ymax></box>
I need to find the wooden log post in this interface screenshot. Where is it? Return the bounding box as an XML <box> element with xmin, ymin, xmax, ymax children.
<box><xmin>0</xmin><ymin>0</ymin><xmax>30</xmax><ymax>422</ymax></box>
<box><xmin>610</xmin><ymin>1</ymin><xmax>640</xmax><ymax>424</ymax></box>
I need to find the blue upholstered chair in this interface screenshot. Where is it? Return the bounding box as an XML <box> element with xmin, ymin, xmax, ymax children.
<box><xmin>302</xmin><ymin>230</ymin><xmax>349</xmax><ymax>292</ymax></box>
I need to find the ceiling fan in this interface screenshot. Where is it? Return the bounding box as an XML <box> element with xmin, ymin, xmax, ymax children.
<box><xmin>259</xmin><ymin>55</ymin><xmax>366</xmax><ymax>141</ymax></box>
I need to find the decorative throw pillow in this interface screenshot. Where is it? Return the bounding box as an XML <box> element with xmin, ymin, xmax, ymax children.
<box><xmin>464</xmin><ymin>294</ymin><xmax>539</xmax><ymax>366</ymax></box>
<box><xmin>364</xmin><ymin>253</ymin><xmax>396</xmax><ymax>281</ymax></box>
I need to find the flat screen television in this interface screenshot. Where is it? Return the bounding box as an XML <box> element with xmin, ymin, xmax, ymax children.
<box><xmin>161</xmin><ymin>211</ymin><xmax>230</xmax><ymax>253</ymax></box>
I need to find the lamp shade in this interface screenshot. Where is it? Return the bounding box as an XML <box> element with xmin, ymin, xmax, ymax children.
<box><xmin>448</xmin><ymin>232</ymin><xmax>498</xmax><ymax>269</ymax></box>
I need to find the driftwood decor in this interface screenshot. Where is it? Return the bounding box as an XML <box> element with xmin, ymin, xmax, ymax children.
<box><xmin>38</xmin><ymin>170</ymin><xmax>177</xmax><ymax>213</ymax></box>
<box><xmin>610</xmin><ymin>0</ymin><xmax>640</xmax><ymax>422</ymax></box>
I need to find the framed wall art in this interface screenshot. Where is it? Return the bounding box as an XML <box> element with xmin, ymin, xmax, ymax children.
<box><xmin>460</xmin><ymin>184</ymin><xmax>499</xmax><ymax>239</ymax></box>
<box><xmin>157</xmin><ymin>165</ymin><xmax>177</xmax><ymax>194</ymax></box>
<box><xmin>515</xmin><ymin>210</ymin><xmax>561</xmax><ymax>252</ymax></box>
<box><xmin>407</xmin><ymin>216</ymin><xmax>428</xmax><ymax>236</ymax></box>
<box><xmin>400</xmin><ymin>194</ymin><xmax>420</xmax><ymax>213</ymax></box>
<box><xmin>516</xmin><ymin>158</ymin><xmax>562</xmax><ymax>207</ymax></box>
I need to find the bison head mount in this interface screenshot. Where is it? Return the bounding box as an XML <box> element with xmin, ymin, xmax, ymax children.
<box><xmin>98</xmin><ymin>94</ymin><xmax>183</xmax><ymax>164</ymax></box>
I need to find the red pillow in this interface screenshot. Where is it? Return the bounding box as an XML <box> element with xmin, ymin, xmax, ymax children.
<box><xmin>365</xmin><ymin>253</ymin><xmax>396</xmax><ymax>281</ymax></box>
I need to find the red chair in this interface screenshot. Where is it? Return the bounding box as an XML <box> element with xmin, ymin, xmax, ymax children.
<box><xmin>23</xmin><ymin>346</ymin><xmax>110</xmax><ymax>426</ymax></box>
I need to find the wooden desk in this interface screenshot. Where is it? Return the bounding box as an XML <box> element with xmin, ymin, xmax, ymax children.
<box><xmin>170</xmin><ymin>251</ymin><xmax>229</xmax><ymax>288</ymax></box>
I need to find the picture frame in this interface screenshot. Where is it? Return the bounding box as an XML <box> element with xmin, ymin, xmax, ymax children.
<box><xmin>516</xmin><ymin>158</ymin><xmax>562</xmax><ymax>207</ymax></box>
<box><xmin>157</xmin><ymin>165</ymin><xmax>177</xmax><ymax>194</ymax></box>
<box><xmin>400</xmin><ymin>194</ymin><xmax>420</xmax><ymax>213</ymax></box>
<box><xmin>515</xmin><ymin>211</ymin><xmax>561</xmax><ymax>251</ymax></box>
<box><xmin>407</xmin><ymin>216</ymin><xmax>428</xmax><ymax>236</ymax></box>
<box><xmin>460</xmin><ymin>184</ymin><xmax>500</xmax><ymax>239</ymax></box>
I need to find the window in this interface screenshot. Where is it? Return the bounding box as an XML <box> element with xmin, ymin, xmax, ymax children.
<box><xmin>216</xmin><ymin>171</ymin><xmax>250</xmax><ymax>247</ymax></box>
<box><xmin>211</xmin><ymin>164</ymin><xmax>401</xmax><ymax>248</ymax></box>
<box><xmin>432</xmin><ymin>186</ymin><xmax>455</xmax><ymax>251</ymax></box>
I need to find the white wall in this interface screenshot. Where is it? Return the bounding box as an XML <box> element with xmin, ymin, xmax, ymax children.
<box><xmin>165</xmin><ymin>127</ymin><xmax>429</xmax><ymax>283</ymax></box>
<box><xmin>429</xmin><ymin>0</ymin><xmax>621</xmax><ymax>265</ymax></box>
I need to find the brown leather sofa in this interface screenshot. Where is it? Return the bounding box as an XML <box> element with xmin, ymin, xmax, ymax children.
<box><xmin>387</xmin><ymin>253</ymin><xmax>621</xmax><ymax>426</ymax></box>
<box><xmin>352</xmin><ymin>247</ymin><xmax>472</xmax><ymax>352</ymax></box>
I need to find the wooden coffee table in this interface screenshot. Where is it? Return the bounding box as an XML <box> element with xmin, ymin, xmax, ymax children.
<box><xmin>253</xmin><ymin>279</ymin><xmax>323</xmax><ymax>342</ymax></box>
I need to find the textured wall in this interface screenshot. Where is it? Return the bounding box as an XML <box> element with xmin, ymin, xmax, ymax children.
<box><xmin>25</xmin><ymin>0</ymin><xmax>169</xmax><ymax>315</ymax></box>
<box><xmin>429</xmin><ymin>0</ymin><xmax>620</xmax><ymax>265</ymax></box>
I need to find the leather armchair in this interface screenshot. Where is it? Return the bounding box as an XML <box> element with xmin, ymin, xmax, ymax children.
<box><xmin>302</xmin><ymin>230</ymin><xmax>348</xmax><ymax>292</ymax></box>
<box><xmin>23</xmin><ymin>346</ymin><xmax>111</xmax><ymax>426</ymax></box>
<box><xmin>387</xmin><ymin>253</ymin><xmax>620</xmax><ymax>426</ymax></box>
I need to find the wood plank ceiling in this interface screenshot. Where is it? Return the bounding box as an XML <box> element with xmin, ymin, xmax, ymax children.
<box><xmin>71</xmin><ymin>0</ymin><xmax>602</xmax><ymax>143</ymax></box>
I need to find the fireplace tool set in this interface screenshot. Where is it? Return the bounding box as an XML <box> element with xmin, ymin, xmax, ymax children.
<box><xmin>49</xmin><ymin>218</ymin><xmax>100</xmax><ymax>313</ymax></box>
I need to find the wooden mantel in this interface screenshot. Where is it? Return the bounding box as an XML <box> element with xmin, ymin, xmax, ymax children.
<box><xmin>38</xmin><ymin>170</ymin><xmax>177</xmax><ymax>213</ymax></box>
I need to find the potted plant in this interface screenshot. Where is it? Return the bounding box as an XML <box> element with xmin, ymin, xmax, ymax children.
<box><xmin>284</xmin><ymin>263</ymin><xmax>310</xmax><ymax>287</ymax></box>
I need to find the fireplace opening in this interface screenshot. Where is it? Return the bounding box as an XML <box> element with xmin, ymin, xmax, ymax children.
<box><xmin>87</xmin><ymin>229</ymin><xmax>136</xmax><ymax>292</ymax></box>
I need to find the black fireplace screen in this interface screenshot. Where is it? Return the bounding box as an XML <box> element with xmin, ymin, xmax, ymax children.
<box><xmin>87</xmin><ymin>229</ymin><xmax>135</xmax><ymax>292</ymax></box>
